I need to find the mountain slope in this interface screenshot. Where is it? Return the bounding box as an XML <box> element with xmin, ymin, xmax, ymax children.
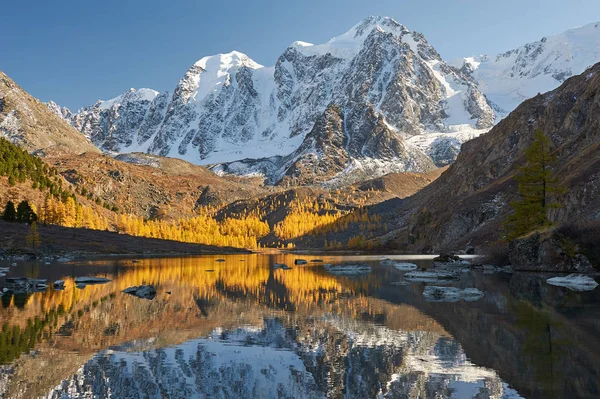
<box><xmin>379</xmin><ymin>61</ymin><xmax>600</xmax><ymax>250</ymax></box>
<box><xmin>54</xmin><ymin>17</ymin><xmax>495</xmax><ymax>184</ymax></box>
<box><xmin>0</xmin><ymin>71</ymin><xmax>99</xmax><ymax>155</ymax></box>
<box><xmin>456</xmin><ymin>21</ymin><xmax>600</xmax><ymax>115</ymax></box>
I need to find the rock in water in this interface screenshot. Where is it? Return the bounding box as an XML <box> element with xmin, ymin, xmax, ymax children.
<box><xmin>380</xmin><ymin>259</ymin><xmax>418</xmax><ymax>270</ymax></box>
<box><xmin>325</xmin><ymin>263</ymin><xmax>371</xmax><ymax>275</ymax></box>
<box><xmin>423</xmin><ymin>286</ymin><xmax>484</xmax><ymax>302</ymax></box>
<box><xmin>54</xmin><ymin>280</ymin><xmax>66</xmax><ymax>290</ymax></box>
<box><xmin>404</xmin><ymin>270</ymin><xmax>460</xmax><ymax>283</ymax></box>
<box><xmin>122</xmin><ymin>285</ymin><xmax>157</xmax><ymax>300</ymax></box>
<box><xmin>294</xmin><ymin>259</ymin><xmax>308</xmax><ymax>265</ymax></box>
<box><xmin>273</xmin><ymin>263</ymin><xmax>291</xmax><ymax>270</ymax></box>
<box><xmin>75</xmin><ymin>277</ymin><xmax>111</xmax><ymax>285</ymax></box>
<box><xmin>546</xmin><ymin>274</ymin><xmax>599</xmax><ymax>292</ymax></box>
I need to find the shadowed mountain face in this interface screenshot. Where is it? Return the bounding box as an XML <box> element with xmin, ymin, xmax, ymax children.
<box><xmin>0</xmin><ymin>255</ymin><xmax>598</xmax><ymax>398</ymax></box>
<box><xmin>372</xmin><ymin>62</ymin><xmax>600</xmax><ymax>250</ymax></box>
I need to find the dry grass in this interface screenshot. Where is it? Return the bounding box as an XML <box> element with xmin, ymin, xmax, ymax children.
<box><xmin>0</xmin><ymin>221</ymin><xmax>249</xmax><ymax>257</ymax></box>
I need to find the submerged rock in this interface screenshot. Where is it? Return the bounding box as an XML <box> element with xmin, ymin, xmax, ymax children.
<box><xmin>546</xmin><ymin>274</ymin><xmax>598</xmax><ymax>291</ymax></box>
<box><xmin>74</xmin><ymin>277</ymin><xmax>111</xmax><ymax>285</ymax></box>
<box><xmin>122</xmin><ymin>285</ymin><xmax>157</xmax><ymax>300</ymax></box>
<box><xmin>423</xmin><ymin>286</ymin><xmax>484</xmax><ymax>302</ymax></box>
<box><xmin>76</xmin><ymin>283</ymin><xmax>86</xmax><ymax>289</ymax></box>
<box><xmin>404</xmin><ymin>270</ymin><xmax>460</xmax><ymax>283</ymax></box>
<box><xmin>310</xmin><ymin>259</ymin><xmax>324</xmax><ymax>263</ymax></box>
<box><xmin>215</xmin><ymin>259</ymin><xmax>226</xmax><ymax>262</ymax></box>
<box><xmin>381</xmin><ymin>259</ymin><xmax>418</xmax><ymax>270</ymax></box>
<box><xmin>273</xmin><ymin>263</ymin><xmax>291</xmax><ymax>270</ymax></box>
<box><xmin>294</xmin><ymin>259</ymin><xmax>308</xmax><ymax>265</ymax></box>
<box><xmin>325</xmin><ymin>263</ymin><xmax>371</xmax><ymax>275</ymax></box>
<box><xmin>4</xmin><ymin>278</ymin><xmax>49</xmax><ymax>293</ymax></box>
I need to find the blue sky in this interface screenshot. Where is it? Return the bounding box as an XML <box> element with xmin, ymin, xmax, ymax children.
<box><xmin>2</xmin><ymin>0</ymin><xmax>599</xmax><ymax>110</ymax></box>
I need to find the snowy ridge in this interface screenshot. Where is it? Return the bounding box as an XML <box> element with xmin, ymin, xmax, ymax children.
<box><xmin>50</xmin><ymin>17</ymin><xmax>600</xmax><ymax>184</ymax></box>
<box><xmin>456</xmin><ymin>21</ymin><xmax>600</xmax><ymax>114</ymax></box>
<box><xmin>54</xmin><ymin>16</ymin><xmax>496</xmax><ymax>183</ymax></box>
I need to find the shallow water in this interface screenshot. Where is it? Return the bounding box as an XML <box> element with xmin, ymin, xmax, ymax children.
<box><xmin>0</xmin><ymin>253</ymin><xmax>598</xmax><ymax>399</ymax></box>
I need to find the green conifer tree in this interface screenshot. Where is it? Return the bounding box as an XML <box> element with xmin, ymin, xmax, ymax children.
<box><xmin>16</xmin><ymin>201</ymin><xmax>38</xmax><ymax>223</ymax></box>
<box><xmin>26</xmin><ymin>222</ymin><xmax>40</xmax><ymax>248</ymax></box>
<box><xmin>2</xmin><ymin>201</ymin><xmax>17</xmax><ymax>222</ymax></box>
<box><xmin>504</xmin><ymin>130</ymin><xmax>564</xmax><ymax>240</ymax></box>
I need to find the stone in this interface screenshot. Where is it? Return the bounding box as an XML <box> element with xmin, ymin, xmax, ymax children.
<box><xmin>508</xmin><ymin>233</ymin><xmax>596</xmax><ymax>273</ymax></box>
<box><xmin>325</xmin><ymin>263</ymin><xmax>371</xmax><ymax>275</ymax></box>
<box><xmin>423</xmin><ymin>286</ymin><xmax>484</xmax><ymax>302</ymax></box>
<box><xmin>74</xmin><ymin>277</ymin><xmax>111</xmax><ymax>285</ymax></box>
<box><xmin>122</xmin><ymin>285</ymin><xmax>157</xmax><ymax>300</ymax></box>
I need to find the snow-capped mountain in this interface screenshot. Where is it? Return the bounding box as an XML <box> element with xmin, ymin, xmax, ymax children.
<box><xmin>51</xmin><ymin>17</ymin><xmax>495</xmax><ymax>184</ymax></box>
<box><xmin>48</xmin><ymin>17</ymin><xmax>600</xmax><ymax>185</ymax></box>
<box><xmin>454</xmin><ymin>21</ymin><xmax>600</xmax><ymax>114</ymax></box>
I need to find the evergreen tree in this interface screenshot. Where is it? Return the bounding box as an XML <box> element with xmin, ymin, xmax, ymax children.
<box><xmin>16</xmin><ymin>201</ymin><xmax>38</xmax><ymax>223</ymax></box>
<box><xmin>2</xmin><ymin>201</ymin><xmax>17</xmax><ymax>222</ymax></box>
<box><xmin>26</xmin><ymin>222</ymin><xmax>40</xmax><ymax>248</ymax></box>
<box><xmin>504</xmin><ymin>129</ymin><xmax>564</xmax><ymax>240</ymax></box>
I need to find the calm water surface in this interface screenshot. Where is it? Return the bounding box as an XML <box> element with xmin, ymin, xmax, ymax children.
<box><xmin>0</xmin><ymin>253</ymin><xmax>598</xmax><ymax>399</ymax></box>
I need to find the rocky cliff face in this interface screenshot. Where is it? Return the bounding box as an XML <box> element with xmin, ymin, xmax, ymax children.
<box><xmin>51</xmin><ymin>17</ymin><xmax>496</xmax><ymax>184</ymax></box>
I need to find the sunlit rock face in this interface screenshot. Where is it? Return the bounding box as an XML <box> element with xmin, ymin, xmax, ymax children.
<box><xmin>52</xmin><ymin>17</ymin><xmax>496</xmax><ymax>184</ymax></box>
<box><xmin>43</xmin><ymin>318</ymin><xmax>521</xmax><ymax>399</ymax></box>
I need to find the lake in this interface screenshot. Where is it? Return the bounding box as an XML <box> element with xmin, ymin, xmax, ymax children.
<box><xmin>0</xmin><ymin>254</ymin><xmax>598</xmax><ymax>398</ymax></box>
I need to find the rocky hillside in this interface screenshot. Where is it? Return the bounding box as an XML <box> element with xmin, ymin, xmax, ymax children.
<box><xmin>0</xmin><ymin>71</ymin><xmax>98</xmax><ymax>155</ymax></box>
<box><xmin>379</xmin><ymin>61</ymin><xmax>600</xmax><ymax>250</ymax></box>
<box><xmin>52</xmin><ymin>16</ymin><xmax>496</xmax><ymax>184</ymax></box>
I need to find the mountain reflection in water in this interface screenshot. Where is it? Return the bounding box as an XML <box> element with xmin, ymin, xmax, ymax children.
<box><xmin>0</xmin><ymin>254</ymin><xmax>598</xmax><ymax>399</ymax></box>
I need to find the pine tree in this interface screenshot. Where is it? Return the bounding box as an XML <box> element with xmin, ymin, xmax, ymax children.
<box><xmin>2</xmin><ymin>201</ymin><xmax>17</xmax><ymax>222</ymax></box>
<box><xmin>504</xmin><ymin>129</ymin><xmax>564</xmax><ymax>240</ymax></box>
<box><xmin>16</xmin><ymin>201</ymin><xmax>38</xmax><ymax>224</ymax></box>
<box><xmin>26</xmin><ymin>222</ymin><xmax>40</xmax><ymax>248</ymax></box>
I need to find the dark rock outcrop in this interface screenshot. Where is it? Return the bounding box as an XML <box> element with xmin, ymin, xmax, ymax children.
<box><xmin>508</xmin><ymin>233</ymin><xmax>595</xmax><ymax>273</ymax></box>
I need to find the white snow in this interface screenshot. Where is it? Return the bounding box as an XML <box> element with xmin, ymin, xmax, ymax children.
<box><xmin>464</xmin><ymin>21</ymin><xmax>600</xmax><ymax>114</ymax></box>
<box><xmin>98</xmin><ymin>88</ymin><xmax>159</xmax><ymax>110</ymax></box>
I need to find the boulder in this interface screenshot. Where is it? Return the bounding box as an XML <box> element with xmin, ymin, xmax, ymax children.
<box><xmin>423</xmin><ymin>286</ymin><xmax>484</xmax><ymax>302</ymax></box>
<box><xmin>508</xmin><ymin>233</ymin><xmax>595</xmax><ymax>273</ymax></box>
<box><xmin>546</xmin><ymin>274</ymin><xmax>598</xmax><ymax>291</ymax></box>
<box><xmin>404</xmin><ymin>270</ymin><xmax>460</xmax><ymax>283</ymax></box>
<box><xmin>381</xmin><ymin>259</ymin><xmax>418</xmax><ymax>270</ymax></box>
<box><xmin>122</xmin><ymin>285</ymin><xmax>157</xmax><ymax>300</ymax></box>
<box><xmin>74</xmin><ymin>277</ymin><xmax>111</xmax><ymax>285</ymax></box>
<box><xmin>325</xmin><ymin>263</ymin><xmax>371</xmax><ymax>275</ymax></box>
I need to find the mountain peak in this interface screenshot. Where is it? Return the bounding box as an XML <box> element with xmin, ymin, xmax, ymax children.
<box><xmin>289</xmin><ymin>16</ymin><xmax>411</xmax><ymax>59</ymax></box>
<box><xmin>193</xmin><ymin>51</ymin><xmax>263</xmax><ymax>71</ymax></box>
<box><xmin>98</xmin><ymin>88</ymin><xmax>159</xmax><ymax>110</ymax></box>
